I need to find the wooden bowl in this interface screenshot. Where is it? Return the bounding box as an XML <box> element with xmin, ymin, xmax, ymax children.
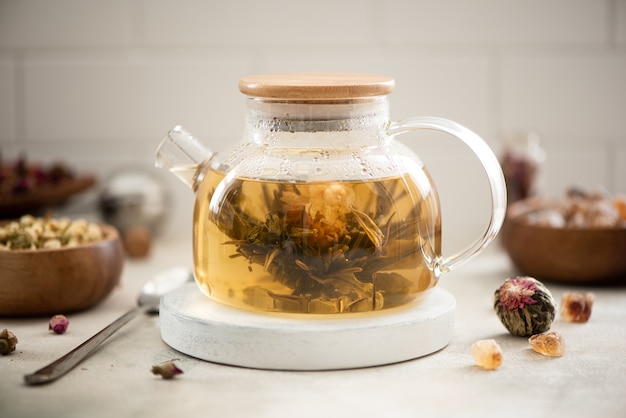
<box><xmin>501</xmin><ymin>201</ymin><xmax>626</xmax><ymax>284</ymax></box>
<box><xmin>0</xmin><ymin>224</ymin><xmax>124</xmax><ymax>316</ymax></box>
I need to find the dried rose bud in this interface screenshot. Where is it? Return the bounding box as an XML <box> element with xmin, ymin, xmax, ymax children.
<box><xmin>151</xmin><ymin>360</ymin><xmax>183</xmax><ymax>379</ymax></box>
<box><xmin>471</xmin><ymin>339</ymin><xmax>503</xmax><ymax>370</ymax></box>
<box><xmin>529</xmin><ymin>331</ymin><xmax>565</xmax><ymax>357</ymax></box>
<box><xmin>494</xmin><ymin>276</ymin><xmax>556</xmax><ymax>337</ymax></box>
<box><xmin>0</xmin><ymin>328</ymin><xmax>18</xmax><ymax>355</ymax></box>
<box><xmin>561</xmin><ymin>292</ymin><xmax>594</xmax><ymax>323</ymax></box>
<box><xmin>48</xmin><ymin>314</ymin><xmax>69</xmax><ymax>334</ymax></box>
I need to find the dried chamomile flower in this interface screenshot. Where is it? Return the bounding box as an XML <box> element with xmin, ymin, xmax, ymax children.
<box><xmin>43</xmin><ymin>239</ymin><xmax>62</xmax><ymax>249</ymax></box>
<box><xmin>561</xmin><ymin>292</ymin><xmax>594</xmax><ymax>323</ymax></box>
<box><xmin>494</xmin><ymin>276</ymin><xmax>556</xmax><ymax>337</ymax></box>
<box><xmin>151</xmin><ymin>360</ymin><xmax>183</xmax><ymax>379</ymax></box>
<box><xmin>0</xmin><ymin>215</ymin><xmax>103</xmax><ymax>250</ymax></box>
<box><xmin>529</xmin><ymin>331</ymin><xmax>565</xmax><ymax>357</ymax></box>
<box><xmin>49</xmin><ymin>314</ymin><xmax>69</xmax><ymax>334</ymax></box>
<box><xmin>471</xmin><ymin>339</ymin><xmax>503</xmax><ymax>370</ymax></box>
<box><xmin>0</xmin><ymin>329</ymin><xmax>18</xmax><ymax>355</ymax></box>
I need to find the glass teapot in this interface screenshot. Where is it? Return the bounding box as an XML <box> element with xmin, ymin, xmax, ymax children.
<box><xmin>156</xmin><ymin>73</ymin><xmax>506</xmax><ymax>315</ymax></box>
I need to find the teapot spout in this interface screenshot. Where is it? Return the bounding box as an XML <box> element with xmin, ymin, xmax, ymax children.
<box><xmin>155</xmin><ymin>125</ymin><xmax>214</xmax><ymax>191</ymax></box>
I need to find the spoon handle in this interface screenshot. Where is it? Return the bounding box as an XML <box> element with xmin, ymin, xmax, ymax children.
<box><xmin>24</xmin><ymin>306</ymin><xmax>147</xmax><ymax>385</ymax></box>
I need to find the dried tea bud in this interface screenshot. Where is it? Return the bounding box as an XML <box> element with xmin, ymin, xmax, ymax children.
<box><xmin>123</xmin><ymin>225</ymin><xmax>152</xmax><ymax>259</ymax></box>
<box><xmin>561</xmin><ymin>292</ymin><xmax>594</xmax><ymax>323</ymax></box>
<box><xmin>494</xmin><ymin>276</ymin><xmax>556</xmax><ymax>337</ymax></box>
<box><xmin>529</xmin><ymin>331</ymin><xmax>565</xmax><ymax>357</ymax></box>
<box><xmin>49</xmin><ymin>314</ymin><xmax>69</xmax><ymax>334</ymax></box>
<box><xmin>0</xmin><ymin>329</ymin><xmax>18</xmax><ymax>355</ymax></box>
<box><xmin>151</xmin><ymin>360</ymin><xmax>183</xmax><ymax>379</ymax></box>
<box><xmin>471</xmin><ymin>339</ymin><xmax>503</xmax><ymax>370</ymax></box>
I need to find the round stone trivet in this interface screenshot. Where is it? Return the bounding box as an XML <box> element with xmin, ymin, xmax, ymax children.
<box><xmin>160</xmin><ymin>283</ymin><xmax>455</xmax><ymax>370</ymax></box>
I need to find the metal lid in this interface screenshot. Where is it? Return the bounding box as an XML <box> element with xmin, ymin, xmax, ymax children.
<box><xmin>238</xmin><ymin>73</ymin><xmax>395</xmax><ymax>100</ymax></box>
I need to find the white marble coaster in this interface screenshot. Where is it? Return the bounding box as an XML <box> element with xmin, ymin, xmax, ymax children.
<box><xmin>160</xmin><ymin>283</ymin><xmax>456</xmax><ymax>370</ymax></box>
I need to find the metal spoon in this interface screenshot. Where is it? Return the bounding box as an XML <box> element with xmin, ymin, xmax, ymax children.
<box><xmin>24</xmin><ymin>266</ymin><xmax>193</xmax><ymax>386</ymax></box>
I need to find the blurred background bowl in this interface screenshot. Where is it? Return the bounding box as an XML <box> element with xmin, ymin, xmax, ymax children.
<box><xmin>501</xmin><ymin>200</ymin><xmax>626</xmax><ymax>284</ymax></box>
<box><xmin>0</xmin><ymin>175</ymin><xmax>95</xmax><ymax>219</ymax></box>
<box><xmin>0</xmin><ymin>224</ymin><xmax>124</xmax><ymax>317</ymax></box>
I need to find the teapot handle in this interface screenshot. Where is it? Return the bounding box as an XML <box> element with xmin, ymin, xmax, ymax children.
<box><xmin>388</xmin><ymin>116</ymin><xmax>507</xmax><ymax>274</ymax></box>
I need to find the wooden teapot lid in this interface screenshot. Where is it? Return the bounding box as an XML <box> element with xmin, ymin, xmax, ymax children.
<box><xmin>239</xmin><ymin>73</ymin><xmax>395</xmax><ymax>100</ymax></box>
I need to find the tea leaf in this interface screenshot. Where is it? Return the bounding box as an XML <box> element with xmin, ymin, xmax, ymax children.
<box><xmin>350</xmin><ymin>206</ymin><xmax>384</xmax><ymax>253</ymax></box>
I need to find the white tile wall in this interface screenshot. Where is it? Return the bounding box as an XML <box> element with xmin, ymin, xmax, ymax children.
<box><xmin>383</xmin><ymin>0</ymin><xmax>607</xmax><ymax>45</ymax></box>
<box><xmin>619</xmin><ymin>0</ymin><xmax>626</xmax><ymax>46</ymax></box>
<box><xmin>142</xmin><ymin>0</ymin><xmax>377</xmax><ymax>47</ymax></box>
<box><xmin>0</xmin><ymin>52</ymin><xmax>16</xmax><ymax>145</ymax></box>
<box><xmin>1</xmin><ymin>0</ymin><xmax>625</xmax><ymax>254</ymax></box>
<box><xmin>501</xmin><ymin>52</ymin><xmax>626</xmax><ymax>138</ymax></box>
<box><xmin>0</xmin><ymin>1</ymin><xmax>132</xmax><ymax>48</ymax></box>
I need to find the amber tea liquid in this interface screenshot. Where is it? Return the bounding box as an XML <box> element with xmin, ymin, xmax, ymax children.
<box><xmin>193</xmin><ymin>170</ymin><xmax>441</xmax><ymax>314</ymax></box>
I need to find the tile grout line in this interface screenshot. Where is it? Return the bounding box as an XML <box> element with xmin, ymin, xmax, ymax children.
<box><xmin>607</xmin><ymin>0</ymin><xmax>617</xmax><ymax>49</ymax></box>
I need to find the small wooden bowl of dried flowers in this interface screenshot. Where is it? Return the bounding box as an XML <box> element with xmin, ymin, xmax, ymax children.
<box><xmin>0</xmin><ymin>215</ymin><xmax>124</xmax><ymax>316</ymax></box>
<box><xmin>501</xmin><ymin>189</ymin><xmax>626</xmax><ymax>284</ymax></box>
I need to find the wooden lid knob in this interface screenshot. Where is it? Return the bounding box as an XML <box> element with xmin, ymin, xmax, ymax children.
<box><xmin>239</xmin><ymin>73</ymin><xmax>395</xmax><ymax>100</ymax></box>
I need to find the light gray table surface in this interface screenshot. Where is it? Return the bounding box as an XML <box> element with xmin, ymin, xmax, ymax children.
<box><xmin>2</xmin><ymin>235</ymin><xmax>625</xmax><ymax>418</ymax></box>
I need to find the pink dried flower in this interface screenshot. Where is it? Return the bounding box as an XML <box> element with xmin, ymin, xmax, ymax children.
<box><xmin>496</xmin><ymin>277</ymin><xmax>539</xmax><ymax>312</ymax></box>
<box><xmin>48</xmin><ymin>314</ymin><xmax>69</xmax><ymax>334</ymax></box>
<box><xmin>151</xmin><ymin>360</ymin><xmax>183</xmax><ymax>379</ymax></box>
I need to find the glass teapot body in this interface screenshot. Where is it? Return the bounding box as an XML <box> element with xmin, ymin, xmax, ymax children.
<box><xmin>195</xmin><ymin>97</ymin><xmax>440</xmax><ymax>314</ymax></box>
<box><xmin>156</xmin><ymin>73</ymin><xmax>506</xmax><ymax>315</ymax></box>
